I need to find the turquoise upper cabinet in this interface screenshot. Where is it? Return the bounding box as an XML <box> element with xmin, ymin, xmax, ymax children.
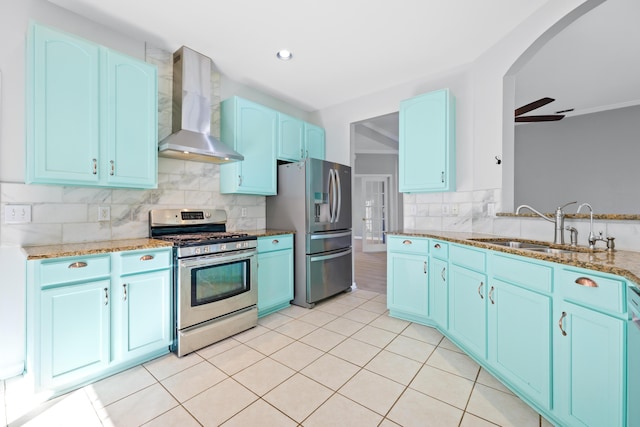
<box><xmin>304</xmin><ymin>123</ymin><xmax>326</xmax><ymax>160</ymax></box>
<box><xmin>277</xmin><ymin>115</ymin><xmax>325</xmax><ymax>162</ymax></box>
<box><xmin>387</xmin><ymin>236</ymin><xmax>430</xmax><ymax>323</ymax></box>
<box><xmin>220</xmin><ymin>97</ymin><xmax>277</xmax><ymax>195</ymax></box>
<box><xmin>26</xmin><ymin>22</ymin><xmax>158</xmax><ymax>189</ymax></box>
<box><xmin>398</xmin><ymin>89</ymin><xmax>455</xmax><ymax>193</ymax></box>
<box><xmin>104</xmin><ymin>50</ymin><xmax>158</xmax><ymax>188</ymax></box>
<box><xmin>257</xmin><ymin>234</ymin><xmax>294</xmax><ymax>317</ymax></box>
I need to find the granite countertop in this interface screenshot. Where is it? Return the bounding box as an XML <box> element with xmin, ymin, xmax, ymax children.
<box><xmin>242</xmin><ymin>229</ymin><xmax>296</xmax><ymax>238</ymax></box>
<box><xmin>388</xmin><ymin>229</ymin><xmax>640</xmax><ymax>286</ymax></box>
<box><xmin>23</xmin><ymin>238</ymin><xmax>174</xmax><ymax>260</ymax></box>
<box><xmin>497</xmin><ymin>212</ymin><xmax>640</xmax><ymax>221</ymax></box>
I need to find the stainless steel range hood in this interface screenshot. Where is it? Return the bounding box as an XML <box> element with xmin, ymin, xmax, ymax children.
<box><xmin>158</xmin><ymin>46</ymin><xmax>243</xmax><ymax>163</ymax></box>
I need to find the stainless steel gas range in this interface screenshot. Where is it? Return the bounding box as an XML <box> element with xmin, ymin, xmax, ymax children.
<box><xmin>149</xmin><ymin>209</ymin><xmax>257</xmax><ymax>357</ymax></box>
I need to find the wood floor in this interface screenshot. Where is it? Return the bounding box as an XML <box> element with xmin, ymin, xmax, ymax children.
<box><xmin>353</xmin><ymin>239</ymin><xmax>387</xmax><ymax>294</ymax></box>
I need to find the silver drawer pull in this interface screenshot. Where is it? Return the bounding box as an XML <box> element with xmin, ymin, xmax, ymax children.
<box><xmin>68</xmin><ymin>261</ymin><xmax>88</xmax><ymax>269</ymax></box>
<box><xmin>434</xmin><ymin>243</ymin><xmax>441</xmax><ymax>249</ymax></box>
<box><xmin>272</xmin><ymin>239</ymin><xmax>279</xmax><ymax>244</ymax></box>
<box><xmin>402</xmin><ymin>240</ymin><xmax>412</xmax><ymax>245</ymax></box>
<box><xmin>575</xmin><ymin>277</ymin><xmax>598</xmax><ymax>288</ymax></box>
<box><xmin>140</xmin><ymin>255</ymin><xmax>154</xmax><ymax>261</ymax></box>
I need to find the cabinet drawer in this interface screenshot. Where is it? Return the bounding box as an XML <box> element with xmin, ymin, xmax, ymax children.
<box><xmin>258</xmin><ymin>234</ymin><xmax>293</xmax><ymax>253</ymax></box>
<box><xmin>450</xmin><ymin>244</ymin><xmax>486</xmax><ymax>272</ymax></box>
<box><xmin>559</xmin><ymin>268</ymin><xmax>625</xmax><ymax>314</ymax></box>
<box><xmin>490</xmin><ymin>253</ymin><xmax>553</xmax><ymax>293</ymax></box>
<box><xmin>430</xmin><ymin>240</ymin><xmax>449</xmax><ymax>260</ymax></box>
<box><xmin>118</xmin><ymin>249</ymin><xmax>172</xmax><ymax>275</ymax></box>
<box><xmin>38</xmin><ymin>255</ymin><xmax>111</xmax><ymax>286</ymax></box>
<box><xmin>387</xmin><ymin>236</ymin><xmax>429</xmax><ymax>254</ymax></box>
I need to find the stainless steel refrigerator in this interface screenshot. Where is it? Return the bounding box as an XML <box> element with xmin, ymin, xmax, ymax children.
<box><xmin>266</xmin><ymin>158</ymin><xmax>352</xmax><ymax>308</ymax></box>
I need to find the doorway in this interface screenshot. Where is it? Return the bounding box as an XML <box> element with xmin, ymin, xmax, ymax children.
<box><xmin>361</xmin><ymin>175</ymin><xmax>390</xmax><ymax>253</ymax></box>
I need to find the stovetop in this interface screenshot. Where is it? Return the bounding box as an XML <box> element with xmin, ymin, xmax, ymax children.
<box><xmin>157</xmin><ymin>232</ymin><xmax>255</xmax><ymax>246</ymax></box>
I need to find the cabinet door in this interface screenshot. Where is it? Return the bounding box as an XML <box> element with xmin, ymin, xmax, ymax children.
<box><xmin>257</xmin><ymin>248</ymin><xmax>294</xmax><ymax>317</ymax></box>
<box><xmin>220</xmin><ymin>98</ymin><xmax>277</xmax><ymax>195</ymax></box>
<box><xmin>278</xmin><ymin>114</ymin><xmax>304</xmax><ymax>161</ymax></box>
<box><xmin>399</xmin><ymin>89</ymin><xmax>455</xmax><ymax>193</ymax></box>
<box><xmin>448</xmin><ymin>265</ymin><xmax>487</xmax><ymax>358</ymax></box>
<box><xmin>429</xmin><ymin>257</ymin><xmax>448</xmax><ymax>328</ymax></box>
<box><xmin>27</xmin><ymin>23</ymin><xmax>100</xmax><ymax>185</ymax></box>
<box><xmin>40</xmin><ymin>280</ymin><xmax>110</xmax><ymax>389</ymax></box>
<box><xmin>114</xmin><ymin>270</ymin><xmax>171</xmax><ymax>361</ymax></box>
<box><xmin>387</xmin><ymin>251</ymin><xmax>429</xmax><ymax>320</ymax></box>
<box><xmin>488</xmin><ymin>279</ymin><xmax>551</xmax><ymax>409</ymax></box>
<box><xmin>104</xmin><ymin>50</ymin><xmax>158</xmax><ymax>188</ymax></box>
<box><xmin>304</xmin><ymin>123</ymin><xmax>326</xmax><ymax>160</ymax></box>
<box><xmin>554</xmin><ymin>301</ymin><xmax>625</xmax><ymax>427</ymax></box>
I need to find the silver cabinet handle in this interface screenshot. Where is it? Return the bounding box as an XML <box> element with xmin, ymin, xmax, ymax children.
<box><xmin>140</xmin><ymin>255</ymin><xmax>154</xmax><ymax>261</ymax></box>
<box><xmin>478</xmin><ymin>282</ymin><xmax>484</xmax><ymax>299</ymax></box>
<box><xmin>272</xmin><ymin>239</ymin><xmax>279</xmax><ymax>244</ymax></box>
<box><xmin>441</xmin><ymin>171</ymin><xmax>445</xmax><ymax>183</ymax></box>
<box><xmin>423</xmin><ymin>261</ymin><xmax>427</xmax><ymax>274</ymax></box>
<box><xmin>489</xmin><ymin>286</ymin><xmax>495</xmax><ymax>305</ymax></box>
<box><xmin>558</xmin><ymin>311</ymin><xmax>568</xmax><ymax>336</ymax></box>
<box><xmin>575</xmin><ymin>277</ymin><xmax>598</xmax><ymax>288</ymax></box>
<box><xmin>122</xmin><ymin>284</ymin><xmax>127</xmax><ymax>301</ymax></box>
<box><xmin>92</xmin><ymin>158</ymin><xmax>97</xmax><ymax>175</ymax></box>
<box><xmin>238</xmin><ymin>175</ymin><xmax>242</xmax><ymax>186</ymax></box>
<box><xmin>104</xmin><ymin>287</ymin><xmax>109</xmax><ymax>306</ymax></box>
<box><xmin>110</xmin><ymin>160</ymin><xmax>115</xmax><ymax>176</ymax></box>
<box><xmin>434</xmin><ymin>243</ymin><xmax>441</xmax><ymax>249</ymax></box>
<box><xmin>68</xmin><ymin>261</ymin><xmax>88</xmax><ymax>269</ymax></box>
<box><xmin>441</xmin><ymin>267</ymin><xmax>446</xmax><ymax>282</ymax></box>
<box><xmin>402</xmin><ymin>239</ymin><xmax>412</xmax><ymax>245</ymax></box>
<box><xmin>300</xmin><ymin>148</ymin><xmax>304</xmax><ymax>159</ymax></box>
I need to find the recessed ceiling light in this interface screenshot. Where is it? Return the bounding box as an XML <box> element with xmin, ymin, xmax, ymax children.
<box><xmin>276</xmin><ymin>50</ymin><xmax>293</xmax><ymax>61</ymax></box>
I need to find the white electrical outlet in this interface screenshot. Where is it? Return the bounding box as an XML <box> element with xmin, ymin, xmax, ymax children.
<box><xmin>241</xmin><ymin>208</ymin><xmax>247</xmax><ymax>217</ymax></box>
<box><xmin>441</xmin><ymin>204</ymin><xmax>450</xmax><ymax>216</ymax></box>
<box><xmin>451</xmin><ymin>204</ymin><xmax>459</xmax><ymax>216</ymax></box>
<box><xmin>98</xmin><ymin>206</ymin><xmax>110</xmax><ymax>221</ymax></box>
<box><xmin>4</xmin><ymin>205</ymin><xmax>32</xmax><ymax>224</ymax></box>
<box><xmin>487</xmin><ymin>203</ymin><xmax>496</xmax><ymax>217</ymax></box>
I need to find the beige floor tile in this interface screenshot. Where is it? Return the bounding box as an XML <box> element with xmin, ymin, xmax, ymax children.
<box><xmin>258</xmin><ymin>312</ymin><xmax>294</xmax><ymax>329</ymax></box>
<box><xmin>196</xmin><ymin>337</ymin><xmax>241</xmax><ymax>360</ymax></box>
<box><xmin>339</xmin><ymin>370</ymin><xmax>405</xmax><ymax>416</ymax></box>
<box><xmin>143</xmin><ymin>351</ymin><xmax>204</xmax><ymax>381</ymax></box>
<box><xmin>183</xmin><ymin>378</ymin><xmax>257</xmax><ymax>426</ymax></box>
<box><xmin>275</xmin><ymin>319</ymin><xmax>318</xmax><ymax>339</ymax></box>
<box><xmin>459</xmin><ymin>412</ymin><xmax>500</xmax><ymax>426</ymax></box>
<box><xmin>342</xmin><ymin>307</ymin><xmax>380</xmax><ymax>324</ymax></box>
<box><xmin>386</xmin><ymin>335</ymin><xmax>436</xmax><ymax>363</ymax></box>
<box><xmin>232</xmin><ymin>358</ymin><xmax>294</xmax><ymax>396</ymax></box>
<box><xmin>244</xmin><ymin>330</ymin><xmax>294</xmax><ymax>355</ymax></box>
<box><xmin>270</xmin><ymin>341</ymin><xmax>324</xmax><ymax>371</ymax></box>
<box><xmin>221</xmin><ymin>399</ymin><xmax>297</xmax><ymax>427</ymax></box>
<box><xmin>299</xmin><ymin>327</ymin><xmax>346</xmax><ymax>352</ymax></box>
<box><xmin>161</xmin><ymin>361</ymin><xmax>227</xmax><ymax>402</ymax></box>
<box><xmin>333</xmin><ymin>294</ymin><xmax>367</xmax><ymax>308</ymax></box>
<box><xmin>142</xmin><ymin>406</ymin><xmax>201</xmax><ymax>427</ymax></box>
<box><xmin>541</xmin><ymin>415</ymin><xmax>554</xmax><ymax>426</ymax></box>
<box><xmin>278</xmin><ymin>304</ymin><xmax>311</xmax><ymax>319</ymax></box>
<box><xmin>439</xmin><ymin>336</ymin><xmax>467</xmax><ymax>353</ymax></box>
<box><xmin>315</xmin><ymin>300</ymin><xmax>354</xmax><ymax>316</ymax></box>
<box><xmin>323</xmin><ymin>316</ymin><xmax>367</xmax><ymax>336</ymax></box>
<box><xmin>476</xmin><ymin>368</ymin><xmax>514</xmax><ymax>395</ymax></box>
<box><xmin>303</xmin><ymin>393</ymin><xmax>383</xmax><ymax>427</ymax></box>
<box><xmin>365</xmin><ymin>350</ymin><xmax>422</xmax><ymax>385</ymax></box>
<box><xmin>350</xmin><ymin>289</ymin><xmax>380</xmax><ymax>300</ymax></box>
<box><xmin>369</xmin><ymin>314</ymin><xmax>410</xmax><ymax>334</ymax></box>
<box><xmin>387</xmin><ymin>388</ymin><xmax>463</xmax><ymax>427</ymax></box>
<box><xmin>85</xmin><ymin>365</ymin><xmax>156</xmax><ymax>409</ymax></box>
<box><xmin>329</xmin><ymin>337</ymin><xmax>381</xmax><ymax>366</ymax></box>
<box><xmin>372</xmin><ymin>294</ymin><xmax>388</xmax><ymax>305</ymax></box>
<box><xmin>358</xmin><ymin>300</ymin><xmax>388</xmax><ymax>314</ymax></box>
<box><xmin>466</xmin><ymin>383</ymin><xmax>540</xmax><ymax>427</ymax></box>
<box><xmin>8</xmin><ymin>389</ymin><xmax>101</xmax><ymax>427</ymax></box>
<box><xmin>301</xmin><ymin>354</ymin><xmax>360</xmax><ymax>390</ymax></box>
<box><xmin>379</xmin><ymin>419</ymin><xmax>402</xmax><ymax>426</ymax></box>
<box><xmin>351</xmin><ymin>325</ymin><xmax>397</xmax><ymax>348</ymax></box>
<box><xmin>299</xmin><ymin>310</ymin><xmax>338</xmax><ymax>327</ymax></box>
<box><xmin>99</xmin><ymin>384</ymin><xmax>178</xmax><ymax>426</ymax></box>
<box><xmin>401</xmin><ymin>323</ymin><xmax>445</xmax><ymax>345</ymax></box>
<box><xmin>263</xmin><ymin>373</ymin><xmax>332</xmax><ymax>423</ymax></box>
<box><xmin>232</xmin><ymin>325</ymin><xmax>270</xmax><ymax>343</ymax></box>
<box><xmin>208</xmin><ymin>343</ymin><xmax>265</xmax><ymax>375</ymax></box>
<box><xmin>427</xmin><ymin>347</ymin><xmax>480</xmax><ymax>381</ymax></box>
<box><xmin>409</xmin><ymin>365</ymin><xmax>474</xmax><ymax>409</ymax></box>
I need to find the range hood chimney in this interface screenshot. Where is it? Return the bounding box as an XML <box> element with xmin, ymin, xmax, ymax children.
<box><xmin>158</xmin><ymin>46</ymin><xmax>243</xmax><ymax>163</ymax></box>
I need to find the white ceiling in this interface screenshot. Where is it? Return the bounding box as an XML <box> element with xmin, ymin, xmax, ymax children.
<box><xmin>48</xmin><ymin>0</ymin><xmax>550</xmax><ymax>112</ymax></box>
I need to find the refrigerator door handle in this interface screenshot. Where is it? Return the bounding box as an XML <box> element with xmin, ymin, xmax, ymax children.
<box><xmin>310</xmin><ymin>248</ymin><xmax>352</xmax><ymax>262</ymax></box>
<box><xmin>310</xmin><ymin>231</ymin><xmax>352</xmax><ymax>240</ymax></box>
<box><xmin>335</xmin><ymin>168</ymin><xmax>342</xmax><ymax>222</ymax></box>
<box><xmin>328</xmin><ymin>168</ymin><xmax>337</xmax><ymax>223</ymax></box>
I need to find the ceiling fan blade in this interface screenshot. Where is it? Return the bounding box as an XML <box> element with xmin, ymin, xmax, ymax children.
<box><xmin>515</xmin><ymin>97</ymin><xmax>555</xmax><ymax>117</ymax></box>
<box><xmin>515</xmin><ymin>114</ymin><xmax>565</xmax><ymax>123</ymax></box>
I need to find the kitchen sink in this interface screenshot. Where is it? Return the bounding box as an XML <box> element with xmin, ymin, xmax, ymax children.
<box><xmin>469</xmin><ymin>238</ymin><xmax>575</xmax><ymax>254</ymax></box>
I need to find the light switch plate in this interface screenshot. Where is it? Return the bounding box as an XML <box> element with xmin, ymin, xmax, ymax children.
<box><xmin>98</xmin><ymin>206</ymin><xmax>110</xmax><ymax>221</ymax></box>
<box><xmin>5</xmin><ymin>205</ymin><xmax>32</xmax><ymax>224</ymax></box>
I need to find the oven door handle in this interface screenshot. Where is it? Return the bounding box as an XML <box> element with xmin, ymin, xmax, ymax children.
<box><xmin>310</xmin><ymin>248</ymin><xmax>352</xmax><ymax>262</ymax></box>
<box><xmin>179</xmin><ymin>250</ymin><xmax>256</xmax><ymax>268</ymax></box>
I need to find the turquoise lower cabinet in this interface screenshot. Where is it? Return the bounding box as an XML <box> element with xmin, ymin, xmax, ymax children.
<box><xmin>448</xmin><ymin>264</ymin><xmax>487</xmax><ymax>358</ymax></box>
<box><xmin>28</xmin><ymin>247</ymin><xmax>172</xmax><ymax>395</ymax></box>
<box><xmin>428</xmin><ymin>257</ymin><xmax>448</xmax><ymax>328</ymax></box>
<box><xmin>39</xmin><ymin>280</ymin><xmax>110</xmax><ymax>390</ymax></box>
<box><xmin>387</xmin><ymin>236</ymin><xmax>430</xmax><ymax>323</ymax></box>
<box><xmin>257</xmin><ymin>235</ymin><xmax>294</xmax><ymax>317</ymax></box>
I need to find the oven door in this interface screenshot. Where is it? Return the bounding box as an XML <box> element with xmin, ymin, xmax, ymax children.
<box><xmin>177</xmin><ymin>249</ymin><xmax>257</xmax><ymax>330</ymax></box>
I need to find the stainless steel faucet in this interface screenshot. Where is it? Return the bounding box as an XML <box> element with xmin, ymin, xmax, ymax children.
<box><xmin>575</xmin><ymin>203</ymin><xmax>615</xmax><ymax>251</ymax></box>
<box><xmin>516</xmin><ymin>201</ymin><xmax>576</xmax><ymax>245</ymax></box>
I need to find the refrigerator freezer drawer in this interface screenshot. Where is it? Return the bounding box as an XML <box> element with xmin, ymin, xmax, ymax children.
<box><xmin>307</xmin><ymin>230</ymin><xmax>352</xmax><ymax>254</ymax></box>
<box><xmin>306</xmin><ymin>247</ymin><xmax>353</xmax><ymax>304</ymax></box>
